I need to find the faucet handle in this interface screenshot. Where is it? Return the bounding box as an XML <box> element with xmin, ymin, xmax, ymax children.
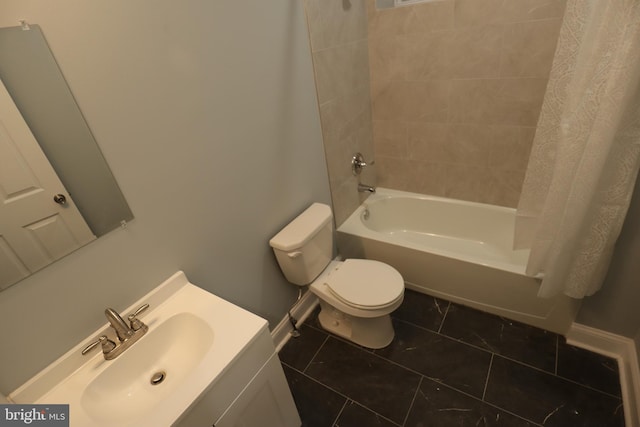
<box><xmin>352</xmin><ymin>153</ymin><xmax>375</xmax><ymax>176</ymax></box>
<box><xmin>82</xmin><ymin>335</ymin><xmax>116</xmax><ymax>356</ymax></box>
<box><xmin>128</xmin><ymin>303</ymin><xmax>149</xmax><ymax>331</ymax></box>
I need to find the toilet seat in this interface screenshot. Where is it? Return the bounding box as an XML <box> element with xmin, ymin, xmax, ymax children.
<box><xmin>325</xmin><ymin>259</ymin><xmax>404</xmax><ymax>310</ymax></box>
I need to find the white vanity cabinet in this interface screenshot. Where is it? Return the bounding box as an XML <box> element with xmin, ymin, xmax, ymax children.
<box><xmin>175</xmin><ymin>326</ymin><xmax>300</xmax><ymax>427</ymax></box>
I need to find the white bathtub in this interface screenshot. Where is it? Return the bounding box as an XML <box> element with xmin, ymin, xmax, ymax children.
<box><xmin>337</xmin><ymin>188</ymin><xmax>579</xmax><ymax>334</ymax></box>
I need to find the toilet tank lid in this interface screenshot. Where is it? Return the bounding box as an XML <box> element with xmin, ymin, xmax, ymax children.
<box><xmin>270</xmin><ymin>203</ymin><xmax>332</xmax><ymax>251</ymax></box>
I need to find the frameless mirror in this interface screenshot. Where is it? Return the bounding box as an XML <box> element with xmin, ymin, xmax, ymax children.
<box><xmin>0</xmin><ymin>24</ymin><xmax>133</xmax><ymax>291</ymax></box>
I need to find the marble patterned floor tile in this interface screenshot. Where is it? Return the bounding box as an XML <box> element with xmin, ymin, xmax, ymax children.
<box><xmin>484</xmin><ymin>356</ymin><xmax>625</xmax><ymax>427</ymax></box>
<box><xmin>304</xmin><ymin>336</ymin><xmax>421</xmax><ymax>424</ymax></box>
<box><xmin>557</xmin><ymin>338</ymin><xmax>622</xmax><ymax>397</ymax></box>
<box><xmin>280</xmin><ymin>294</ymin><xmax>626</xmax><ymax>427</ymax></box>
<box><xmin>282</xmin><ymin>364</ymin><xmax>347</xmax><ymax>427</ymax></box>
<box><xmin>392</xmin><ymin>289</ymin><xmax>449</xmax><ymax>332</ymax></box>
<box><xmin>334</xmin><ymin>401</ymin><xmax>399</xmax><ymax>427</ymax></box>
<box><xmin>440</xmin><ymin>303</ymin><xmax>557</xmax><ymax>372</ymax></box>
<box><xmin>375</xmin><ymin>319</ymin><xmax>492</xmax><ymax>398</ymax></box>
<box><xmin>279</xmin><ymin>324</ymin><xmax>329</xmax><ymax>371</ymax></box>
<box><xmin>405</xmin><ymin>378</ymin><xmax>537</xmax><ymax>427</ymax></box>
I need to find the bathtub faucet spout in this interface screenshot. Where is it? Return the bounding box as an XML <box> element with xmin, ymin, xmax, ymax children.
<box><xmin>358</xmin><ymin>183</ymin><xmax>376</xmax><ymax>193</ymax></box>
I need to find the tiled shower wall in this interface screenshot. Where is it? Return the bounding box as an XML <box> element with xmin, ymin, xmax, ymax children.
<box><xmin>304</xmin><ymin>0</ymin><xmax>375</xmax><ymax>226</ymax></box>
<box><xmin>368</xmin><ymin>0</ymin><xmax>566</xmax><ymax>207</ymax></box>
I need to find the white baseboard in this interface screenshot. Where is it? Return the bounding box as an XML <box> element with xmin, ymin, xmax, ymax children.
<box><xmin>271</xmin><ymin>291</ymin><xmax>319</xmax><ymax>353</ymax></box>
<box><xmin>567</xmin><ymin>323</ymin><xmax>640</xmax><ymax>427</ymax></box>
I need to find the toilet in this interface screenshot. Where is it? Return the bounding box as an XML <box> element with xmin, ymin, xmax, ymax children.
<box><xmin>270</xmin><ymin>203</ymin><xmax>404</xmax><ymax>349</ymax></box>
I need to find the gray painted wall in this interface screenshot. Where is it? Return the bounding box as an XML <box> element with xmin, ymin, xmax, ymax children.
<box><xmin>576</xmin><ymin>172</ymin><xmax>640</xmax><ymax>339</ymax></box>
<box><xmin>0</xmin><ymin>0</ymin><xmax>330</xmax><ymax>394</ymax></box>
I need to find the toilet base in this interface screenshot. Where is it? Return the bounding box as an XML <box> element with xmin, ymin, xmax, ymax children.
<box><xmin>317</xmin><ymin>301</ymin><xmax>395</xmax><ymax>349</ymax></box>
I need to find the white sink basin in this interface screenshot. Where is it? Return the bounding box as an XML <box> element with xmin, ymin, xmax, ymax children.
<box><xmin>9</xmin><ymin>272</ymin><xmax>268</xmax><ymax>427</ymax></box>
<box><xmin>81</xmin><ymin>312</ymin><xmax>214</xmax><ymax>424</ymax></box>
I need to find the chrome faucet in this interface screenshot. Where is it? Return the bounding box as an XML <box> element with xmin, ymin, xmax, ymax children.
<box><xmin>358</xmin><ymin>183</ymin><xmax>376</xmax><ymax>193</ymax></box>
<box><xmin>105</xmin><ymin>308</ymin><xmax>133</xmax><ymax>341</ymax></box>
<box><xmin>82</xmin><ymin>304</ymin><xmax>149</xmax><ymax>360</ymax></box>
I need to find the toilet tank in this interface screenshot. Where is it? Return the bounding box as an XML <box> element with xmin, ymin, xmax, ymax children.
<box><xmin>269</xmin><ymin>203</ymin><xmax>333</xmax><ymax>286</ymax></box>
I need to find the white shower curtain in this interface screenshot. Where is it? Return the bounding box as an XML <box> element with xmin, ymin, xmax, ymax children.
<box><xmin>514</xmin><ymin>0</ymin><xmax>640</xmax><ymax>298</ymax></box>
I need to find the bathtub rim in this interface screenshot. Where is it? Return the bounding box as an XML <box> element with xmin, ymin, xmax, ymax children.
<box><xmin>338</xmin><ymin>187</ymin><xmax>535</xmax><ymax>278</ymax></box>
<box><xmin>336</xmin><ymin>225</ymin><xmax>580</xmax><ymax>335</ymax></box>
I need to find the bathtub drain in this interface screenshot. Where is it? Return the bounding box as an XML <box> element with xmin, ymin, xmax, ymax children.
<box><xmin>150</xmin><ymin>371</ymin><xmax>166</xmax><ymax>385</ymax></box>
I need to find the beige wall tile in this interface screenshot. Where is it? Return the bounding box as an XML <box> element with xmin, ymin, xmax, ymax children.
<box><xmin>376</xmin><ymin>156</ymin><xmax>410</xmax><ymax>188</ymax></box>
<box><xmin>403</xmin><ymin>24</ymin><xmax>503</xmax><ymax>80</ymax></box>
<box><xmin>332</xmin><ymin>175</ymin><xmax>364</xmax><ymax>226</ymax></box>
<box><xmin>324</xmin><ymin>129</ymin><xmax>355</xmax><ymax>188</ymax></box>
<box><xmin>314</xmin><ymin>40</ymin><xmax>370</xmax><ymax>105</ymax></box>
<box><xmin>349</xmin><ymin>105</ymin><xmax>376</xmax><ymax>165</ymax></box>
<box><xmin>366</xmin><ymin>0</ymin><xmax>377</xmax><ymax>21</ymax></box>
<box><xmin>408</xmin><ymin>0</ymin><xmax>455</xmax><ymax>33</ymax></box>
<box><xmin>369</xmin><ymin>35</ymin><xmax>406</xmax><ymax>82</ymax></box>
<box><xmin>311</xmin><ymin>0</ymin><xmax>566</xmax><ymax>209</ymax></box>
<box><xmin>376</xmin><ymin>156</ymin><xmax>447</xmax><ymax>196</ymax></box>
<box><xmin>369</xmin><ymin>5</ymin><xmax>414</xmax><ymax>38</ymax></box>
<box><xmin>373</xmin><ymin>120</ymin><xmax>408</xmax><ymax>158</ymax></box>
<box><xmin>454</xmin><ymin>0</ymin><xmax>567</xmax><ymax>28</ymax></box>
<box><xmin>500</xmin><ymin>19</ymin><xmax>562</xmax><ymax>78</ymax></box>
<box><xmin>450</xmin><ymin>78</ymin><xmax>548</xmax><ymax>126</ymax></box>
<box><xmin>305</xmin><ymin>0</ymin><xmax>368</xmax><ymax>52</ymax></box>
<box><xmin>441</xmin><ymin>163</ymin><xmax>523</xmax><ymax>206</ymax></box>
<box><xmin>449</xmin><ymin>24</ymin><xmax>503</xmax><ymax>78</ymax></box>
<box><xmin>443</xmin><ymin>164</ymin><xmax>492</xmax><ymax>202</ymax></box>
<box><xmin>500</xmin><ymin>0</ymin><xmax>567</xmax><ymax>23</ymax></box>
<box><xmin>369</xmin><ymin>0</ymin><xmax>454</xmax><ymax>37</ymax></box>
<box><xmin>453</xmin><ymin>0</ymin><xmax>504</xmax><ymax>28</ymax></box>
<box><xmin>485</xmin><ymin>169</ymin><xmax>526</xmax><ymax>207</ymax></box>
<box><xmin>372</xmin><ymin>79</ymin><xmax>451</xmax><ymax>122</ymax></box>
<box><xmin>319</xmin><ymin>85</ymin><xmax>372</xmax><ymax>138</ymax></box>
<box><xmin>404</xmin><ymin>31</ymin><xmax>452</xmax><ymax>80</ymax></box>
<box><xmin>407</xmin><ymin>122</ymin><xmax>450</xmax><ymax>162</ymax></box>
<box><xmin>304</xmin><ymin>0</ymin><xmax>375</xmax><ymax>223</ymax></box>
<box><xmin>488</xmin><ymin>126</ymin><xmax>535</xmax><ymax>171</ymax></box>
<box><xmin>406</xmin><ymin>160</ymin><xmax>448</xmax><ymax>195</ymax></box>
<box><xmin>445</xmin><ymin>124</ymin><xmax>494</xmax><ymax>166</ymax></box>
<box><xmin>322</xmin><ymin>101</ymin><xmax>374</xmax><ymax>197</ymax></box>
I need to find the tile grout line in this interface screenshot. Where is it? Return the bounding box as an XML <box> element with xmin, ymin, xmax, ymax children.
<box><xmin>331</xmin><ymin>399</ymin><xmax>350</xmax><ymax>427</ymax></box>
<box><xmin>302</xmin><ymin>334</ymin><xmax>330</xmax><ymax>373</ymax></box>
<box><xmin>287</xmin><ymin>362</ymin><xmax>368</xmax><ymax>408</ymax></box>
<box><xmin>437</xmin><ymin>300</ymin><xmax>451</xmax><ymax>334</ymax></box>
<box><xmin>421</xmin><ymin>374</ymin><xmax>544</xmax><ymax>427</ymax></box>
<box><xmin>481</xmin><ymin>353</ymin><xmax>494</xmax><ymax>401</ymax></box>
<box><xmin>554</xmin><ymin>334</ymin><xmax>559</xmax><ymax>375</ymax></box>
<box><xmin>341</xmin><ymin>401</ymin><xmax>403</xmax><ymax>427</ymax></box>
<box><xmin>282</xmin><ymin>361</ymin><xmax>353</xmax><ymax>405</ymax></box>
<box><xmin>285</xmin><ymin>361</ymin><xmax>403</xmax><ymax>427</ymax></box>
<box><xmin>401</xmin><ymin>376</ymin><xmax>424</xmax><ymax>427</ymax></box>
<box><xmin>398</xmin><ymin>313</ymin><xmax>562</xmax><ymax>377</ymax></box>
<box><xmin>491</xmin><ymin>353</ymin><xmax>623</xmax><ymax>400</ymax></box>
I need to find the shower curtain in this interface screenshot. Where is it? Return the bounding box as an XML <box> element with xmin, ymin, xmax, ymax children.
<box><xmin>514</xmin><ymin>0</ymin><xmax>640</xmax><ymax>298</ymax></box>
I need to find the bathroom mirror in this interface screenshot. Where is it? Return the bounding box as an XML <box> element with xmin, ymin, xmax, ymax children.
<box><xmin>0</xmin><ymin>24</ymin><xmax>133</xmax><ymax>291</ymax></box>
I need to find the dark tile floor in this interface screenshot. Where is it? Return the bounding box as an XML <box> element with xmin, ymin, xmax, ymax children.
<box><xmin>279</xmin><ymin>290</ymin><xmax>625</xmax><ymax>427</ymax></box>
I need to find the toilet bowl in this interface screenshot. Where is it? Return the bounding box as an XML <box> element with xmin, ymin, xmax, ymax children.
<box><xmin>270</xmin><ymin>203</ymin><xmax>405</xmax><ymax>349</ymax></box>
<box><xmin>310</xmin><ymin>259</ymin><xmax>403</xmax><ymax>348</ymax></box>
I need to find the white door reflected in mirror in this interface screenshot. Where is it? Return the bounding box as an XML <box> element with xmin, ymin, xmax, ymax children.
<box><xmin>0</xmin><ymin>78</ymin><xmax>95</xmax><ymax>290</ymax></box>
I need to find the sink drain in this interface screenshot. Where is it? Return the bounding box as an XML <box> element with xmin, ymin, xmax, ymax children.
<box><xmin>150</xmin><ymin>371</ymin><xmax>166</xmax><ymax>385</ymax></box>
